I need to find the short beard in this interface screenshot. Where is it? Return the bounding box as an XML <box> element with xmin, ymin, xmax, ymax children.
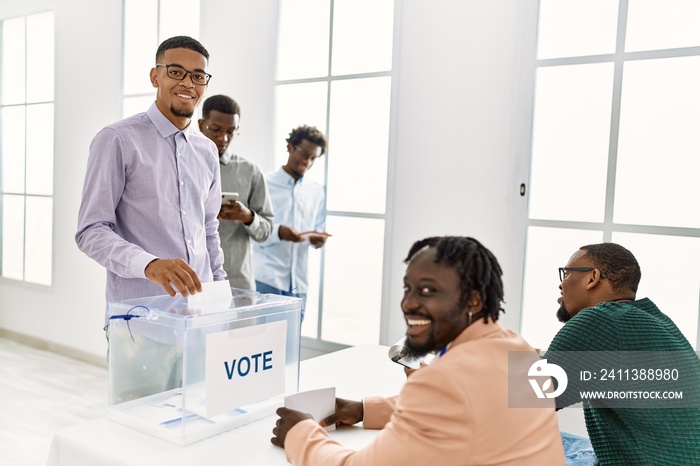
<box><xmin>403</xmin><ymin>336</ymin><xmax>431</xmax><ymax>360</ymax></box>
<box><xmin>556</xmin><ymin>305</ymin><xmax>571</xmax><ymax>323</ymax></box>
<box><xmin>403</xmin><ymin>304</ymin><xmax>463</xmax><ymax>359</ymax></box>
<box><xmin>171</xmin><ymin>105</ymin><xmax>194</xmax><ymax>119</ymax></box>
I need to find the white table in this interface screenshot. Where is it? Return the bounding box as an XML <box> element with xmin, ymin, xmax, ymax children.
<box><xmin>46</xmin><ymin>345</ymin><xmax>405</xmax><ymax>466</ymax></box>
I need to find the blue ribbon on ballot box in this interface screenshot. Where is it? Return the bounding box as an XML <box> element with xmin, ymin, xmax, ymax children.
<box><xmin>108</xmin><ymin>305</ymin><xmax>150</xmax><ymax>343</ymax></box>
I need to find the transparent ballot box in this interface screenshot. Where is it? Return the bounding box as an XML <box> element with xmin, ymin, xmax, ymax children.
<box><xmin>106</xmin><ymin>289</ymin><xmax>302</xmax><ymax>445</ymax></box>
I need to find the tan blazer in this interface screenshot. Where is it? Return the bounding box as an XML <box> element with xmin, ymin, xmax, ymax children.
<box><xmin>285</xmin><ymin>320</ymin><xmax>565</xmax><ymax>465</ymax></box>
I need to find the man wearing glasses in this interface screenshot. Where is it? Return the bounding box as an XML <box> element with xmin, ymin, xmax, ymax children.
<box><xmin>545</xmin><ymin>243</ymin><xmax>700</xmax><ymax>465</ymax></box>
<box><xmin>252</xmin><ymin>125</ymin><xmax>329</xmax><ymax>322</ymax></box>
<box><xmin>76</xmin><ymin>35</ymin><xmax>225</xmax><ymax>312</ymax></box>
<box><xmin>198</xmin><ymin>95</ymin><xmax>274</xmax><ymax>290</ymax></box>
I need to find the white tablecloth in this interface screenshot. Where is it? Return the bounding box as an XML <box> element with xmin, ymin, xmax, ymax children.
<box><xmin>46</xmin><ymin>345</ymin><xmax>404</xmax><ymax>466</ymax></box>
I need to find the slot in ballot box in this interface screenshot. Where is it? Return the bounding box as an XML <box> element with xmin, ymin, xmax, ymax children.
<box><xmin>106</xmin><ymin>289</ymin><xmax>302</xmax><ymax>446</ymax></box>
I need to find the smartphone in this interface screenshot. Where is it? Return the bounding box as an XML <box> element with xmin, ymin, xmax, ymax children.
<box><xmin>221</xmin><ymin>192</ymin><xmax>239</xmax><ymax>205</ymax></box>
<box><xmin>388</xmin><ymin>339</ymin><xmax>435</xmax><ymax>369</ymax></box>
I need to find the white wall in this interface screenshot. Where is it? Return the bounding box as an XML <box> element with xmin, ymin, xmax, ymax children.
<box><xmin>384</xmin><ymin>0</ymin><xmax>537</xmax><ymax>343</ymax></box>
<box><xmin>0</xmin><ymin>0</ymin><xmax>123</xmax><ymax>361</ymax></box>
<box><xmin>0</xmin><ymin>0</ymin><xmax>537</xmax><ymax>360</ymax></box>
<box><xmin>199</xmin><ymin>0</ymin><xmax>279</xmax><ymax>172</ymax></box>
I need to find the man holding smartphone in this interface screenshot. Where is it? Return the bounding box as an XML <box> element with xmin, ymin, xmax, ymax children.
<box><xmin>271</xmin><ymin>236</ymin><xmax>565</xmax><ymax>465</ymax></box>
<box><xmin>253</xmin><ymin>125</ymin><xmax>329</xmax><ymax>321</ymax></box>
<box><xmin>199</xmin><ymin>95</ymin><xmax>274</xmax><ymax>290</ymax></box>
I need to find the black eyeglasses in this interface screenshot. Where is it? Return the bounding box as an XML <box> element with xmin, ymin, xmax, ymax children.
<box><xmin>559</xmin><ymin>267</ymin><xmax>608</xmax><ymax>282</ymax></box>
<box><xmin>203</xmin><ymin>124</ymin><xmax>239</xmax><ymax>139</ymax></box>
<box><xmin>156</xmin><ymin>63</ymin><xmax>212</xmax><ymax>85</ymax></box>
<box><xmin>293</xmin><ymin>145</ymin><xmax>322</xmax><ymax>159</ymax></box>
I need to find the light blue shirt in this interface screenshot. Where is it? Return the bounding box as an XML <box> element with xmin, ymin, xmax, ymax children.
<box><xmin>76</xmin><ymin>103</ymin><xmax>226</xmax><ymax>306</ymax></box>
<box><xmin>253</xmin><ymin>167</ymin><xmax>326</xmax><ymax>294</ymax></box>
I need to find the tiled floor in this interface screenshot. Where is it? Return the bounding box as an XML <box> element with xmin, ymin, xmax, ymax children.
<box><xmin>0</xmin><ymin>337</ymin><xmax>108</xmax><ymax>466</ymax></box>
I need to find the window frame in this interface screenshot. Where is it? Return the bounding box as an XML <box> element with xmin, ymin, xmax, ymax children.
<box><xmin>520</xmin><ymin>0</ymin><xmax>700</xmax><ymax>349</ymax></box>
<box><xmin>0</xmin><ymin>9</ymin><xmax>55</xmax><ymax>287</ymax></box>
<box><xmin>121</xmin><ymin>0</ymin><xmax>201</xmax><ymax>119</ymax></box>
<box><xmin>274</xmin><ymin>0</ymin><xmax>401</xmax><ymax>352</ymax></box>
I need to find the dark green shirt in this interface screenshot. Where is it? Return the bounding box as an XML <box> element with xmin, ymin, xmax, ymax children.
<box><xmin>545</xmin><ymin>298</ymin><xmax>700</xmax><ymax>465</ymax></box>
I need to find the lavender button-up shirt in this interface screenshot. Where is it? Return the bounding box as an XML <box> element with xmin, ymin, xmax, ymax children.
<box><xmin>76</xmin><ymin>103</ymin><xmax>225</xmax><ymax>306</ymax></box>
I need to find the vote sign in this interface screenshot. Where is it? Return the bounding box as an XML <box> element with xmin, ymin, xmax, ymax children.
<box><xmin>205</xmin><ymin>320</ymin><xmax>287</xmax><ymax>417</ymax></box>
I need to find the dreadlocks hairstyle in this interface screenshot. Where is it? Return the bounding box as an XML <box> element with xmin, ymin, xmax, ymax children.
<box><xmin>202</xmin><ymin>95</ymin><xmax>241</xmax><ymax>119</ymax></box>
<box><xmin>286</xmin><ymin>125</ymin><xmax>328</xmax><ymax>155</ymax></box>
<box><xmin>580</xmin><ymin>243</ymin><xmax>641</xmax><ymax>293</ymax></box>
<box><xmin>404</xmin><ymin>236</ymin><xmax>505</xmax><ymax>322</ymax></box>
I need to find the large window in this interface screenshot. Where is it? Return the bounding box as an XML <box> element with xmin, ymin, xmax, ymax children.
<box><xmin>122</xmin><ymin>0</ymin><xmax>200</xmax><ymax>117</ymax></box>
<box><xmin>521</xmin><ymin>0</ymin><xmax>700</xmax><ymax>350</ymax></box>
<box><xmin>0</xmin><ymin>11</ymin><xmax>54</xmax><ymax>286</ymax></box>
<box><xmin>275</xmin><ymin>0</ymin><xmax>396</xmax><ymax>348</ymax></box>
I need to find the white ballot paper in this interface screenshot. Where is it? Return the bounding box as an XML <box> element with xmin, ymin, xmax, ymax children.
<box><xmin>285</xmin><ymin>387</ymin><xmax>336</xmax><ymax>431</ymax></box>
<box><xmin>187</xmin><ymin>280</ymin><xmax>233</xmax><ymax>311</ymax></box>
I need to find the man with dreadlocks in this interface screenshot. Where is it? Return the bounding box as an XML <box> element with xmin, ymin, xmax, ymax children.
<box><xmin>270</xmin><ymin>236</ymin><xmax>565</xmax><ymax>465</ymax></box>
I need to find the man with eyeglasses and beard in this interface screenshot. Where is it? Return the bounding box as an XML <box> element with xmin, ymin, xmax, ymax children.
<box><xmin>252</xmin><ymin>125</ymin><xmax>329</xmax><ymax>322</ymax></box>
<box><xmin>198</xmin><ymin>94</ymin><xmax>274</xmax><ymax>291</ymax></box>
<box><xmin>270</xmin><ymin>236</ymin><xmax>565</xmax><ymax>465</ymax></box>
<box><xmin>545</xmin><ymin>242</ymin><xmax>700</xmax><ymax>465</ymax></box>
<box><xmin>77</xmin><ymin>35</ymin><xmax>225</xmax><ymax>322</ymax></box>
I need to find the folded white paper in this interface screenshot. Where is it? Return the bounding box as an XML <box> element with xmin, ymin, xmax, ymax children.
<box><xmin>187</xmin><ymin>280</ymin><xmax>233</xmax><ymax>311</ymax></box>
<box><xmin>285</xmin><ymin>387</ymin><xmax>336</xmax><ymax>431</ymax></box>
